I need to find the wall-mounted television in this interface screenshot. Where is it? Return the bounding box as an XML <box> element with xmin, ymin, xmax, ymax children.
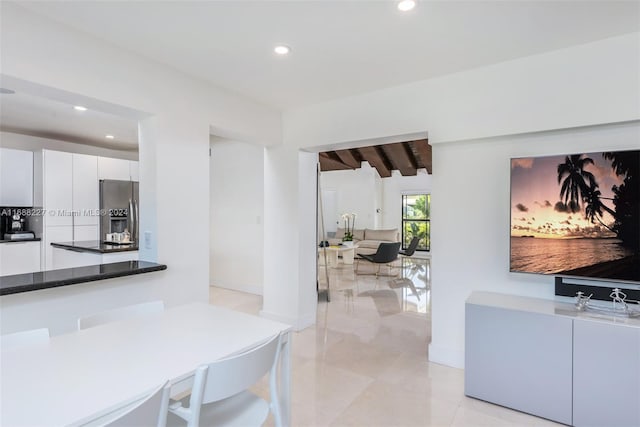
<box><xmin>510</xmin><ymin>149</ymin><xmax>639</xmax><ymax>284</ymax></box>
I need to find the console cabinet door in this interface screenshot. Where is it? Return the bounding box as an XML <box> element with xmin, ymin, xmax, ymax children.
<box><xmin>465</xmin><ymin>303</ymin><xmax>573</xmax><ymax>425</ymax></box>
<box><xmin>573</xmin><ymin>319</ymin><xmax>640</xmax><ymax>427</ymax></box>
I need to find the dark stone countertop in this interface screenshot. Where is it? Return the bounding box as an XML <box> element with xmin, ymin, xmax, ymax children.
<box><xmin>0</xmin><ymin>238</ymin><xmax>41</xmax><ymax>243</ymax></box>
<box><xmin>51</xmin><ymin>240</ymin><xmax>138</xmax><ymax>254</ymax></box>
<box><xmin>0</xmin><ymin>261</ymin><xmax>167</xmax><ymax>296</ymax></box>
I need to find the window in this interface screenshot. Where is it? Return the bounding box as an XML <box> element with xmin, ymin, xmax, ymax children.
<box><xmin>402</xmin><ymin>194</ymin><xmax>430</xmax><ymax>251</ymax></box>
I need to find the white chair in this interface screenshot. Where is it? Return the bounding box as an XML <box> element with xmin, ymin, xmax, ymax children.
<box><xmin>167</xmin><ymin>333</ymin><xmax>283</xmax><ymax>427</ymax></box>
<box><xmin>70</xmin><ymin>381</ymin><xmax>171</xmax><ymax>427</ymax></box>
<box><xmin>78</xmin><ymin>300</ymin><xmax>165</xmax><ymax>330</ymax></box>
<box><xmin>1</xmin><ymin>327</ymin><xmax>50</xmax><ymax>351</ymax></box>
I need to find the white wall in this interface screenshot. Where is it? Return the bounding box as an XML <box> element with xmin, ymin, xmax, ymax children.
<box><xmin>284</xmin><ymin>32</ymin><xmax>640</xmax><ymax>148</ymax></box>
<box><xmin>0</xmin><ymin>131</ymin><xmax>138</xmax><ymax>160</ymax></box>
<box><xmin>381</xmin><ymin>170</ymin><xmax>432</xmax><ymax>231</ymax></box>
<box><xmin>319</xmin><ymin>163</ymin><xmax>381</xmax><ymax>230</ymax></box>
<box><xmin>320</xmin><ymin>165</ymin><xmax>433</xmax><ymax>234</ymax></box>
<box><xmin>283</xmin><ymin>33</ymin><xmax>640</xmax><ymax>368</ymax></box>
<box><xmin>210</xmin><ymin>138</ymin><xmax>264</xmax><ymax>295</ymax></box>
<box><xmin>431</xmin><ymin>121</ymin><xmax>640</xmax><ymax>367</ymax></box>
<box><xmin>262</xmin><ymin>147</ymin><xmax>318</xmax><ymax>330</ymax></box>
<box><xmin>0</xmin><ymin>3</ymin><xmax>281</xmax><ymax>331</ymax></box>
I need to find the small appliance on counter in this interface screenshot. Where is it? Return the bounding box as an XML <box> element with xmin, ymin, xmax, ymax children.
<box><xmin>1</xmin><ymin>210</ymin><xmax>36</xmax><ymax>240</ymax></box>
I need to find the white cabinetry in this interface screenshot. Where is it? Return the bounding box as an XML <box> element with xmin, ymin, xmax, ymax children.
<box><xmin>98</xmin><ymin>157</ymin><xmax>131</xmax><ymax>181</ymax></box>
<box><xmin>0</xmin><ymin>148</ymin><xmax>34</xmax><ymax>207</ymax></box>
<box><xmin>72</xmin><ymin>154</ymin><xmax>99</xmax><ymax>227</ymax></box>
<box><xmin>465</xmin><ymin>297</ymin><xmax>573</xmax><ymax>425</ymax></box>
<box><xmin>43</xmin><ymin>150</ymin><xmax>73</xmax><ymax>227</ymax></box>
<box><xmin>466</xmin><ymin>292</ymin><xmax>640</xmax><ymax>427</ymax></box>
<box><xmin>52</xmin><ymin>248</ymin><xmax>138</xmax><ymax>270</ymax></box>
<box><xmin>573</xmin><ymin>319</ymin><xmax>640</xmax><ymax>427</ymax></box>
<box><xmin>0</xmin><ymin>242</ymin><xmax>41</xmax><ymax>275</ymax></box>
<box><xmin>41</xmin><ymin>150</ymin><xmax>99</xmax><ymax>269</ymax></box>
<box><xmin>73</xmin><ymin>225</ymin><xmax>99</xmax><ymax>242</ymax></box>
<box><xmin>43</xmin><ymin>226</ymin><xmax>72</xmax><ymax>270</ymax></box>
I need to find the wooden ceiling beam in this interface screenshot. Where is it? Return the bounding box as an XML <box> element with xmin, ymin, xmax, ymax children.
<box><xmin>382</xmin><ymin>142</ymin><xmax>417</xmax><ymax>176</ymax></box>
<box><xmin>357</xmin><ymin>146</ymin><xmax>392</xmax><ymax>178</ymax></box>
<box><xmin>319</xmin><ymin>152</ymin><xmax>352</xmax><ymax>171</ymax></box>
<box><xmin>334</xmin><ymin>149</ymin><xmax>360</xmax><ymax>169</ymax></box>
<box><xmin>412</xmin><ymin>139</ymin><xmax>432</xmax><ymax>174</ymax></box>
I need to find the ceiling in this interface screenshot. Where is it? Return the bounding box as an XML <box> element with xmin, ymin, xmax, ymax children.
<box><xmin>0</xmin><ymin>91</ymin><xmax>139</xmax><ymax>151</ymax></box>
<box><xmin>12</xmin><ymin>1</ymin><xmax>640</xmax><ymax>110</ymax></box>
<box><xmin>320</xmin><ymin>139</ymin><xmax>431</xmax><ymax>178</ymax></box>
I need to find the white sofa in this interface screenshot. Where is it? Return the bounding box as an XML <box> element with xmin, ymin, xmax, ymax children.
<box><xmin>329</xmin><ymin>228</ymin><xmax>399</xmax><ymax>256</ymax></box>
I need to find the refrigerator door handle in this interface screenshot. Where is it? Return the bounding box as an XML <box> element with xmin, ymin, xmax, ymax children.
<box><xmin>129</xmin><ymin>198</ymin><xmax>134</xmax><ymax>238</ymax></box>
<box><xmin>134</xmin><ymin>198</ymin><xmax>139</xmax><ymax>243</ymax></box>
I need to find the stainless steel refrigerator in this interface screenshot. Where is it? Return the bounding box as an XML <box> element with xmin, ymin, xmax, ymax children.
<box><xmin>99</xmin><ymin>180</ymin><xmax>139</xmax><ymax>244</ymax></box>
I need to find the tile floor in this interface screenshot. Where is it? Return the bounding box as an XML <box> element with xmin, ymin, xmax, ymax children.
<box><xmin>210</xmin><ymin>257</ymin><xmax>560</xmax><ymax>427</ymax></box>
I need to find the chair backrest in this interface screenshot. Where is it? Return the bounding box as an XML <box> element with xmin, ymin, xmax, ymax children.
<box><xmin>1</xmin><ymin>328</ymin><xmax>50</xmax><ymax>351</ymax></box>
<box><xmin>78</xmin><ymin>301</ymin><xmax>165</xmax><ymax>330</ymax></box>
<box><xmin>187</xmin><ymin>333</ymin><xmax>283</xmax><ymax>426</ymax></box>
<box><xmin>402</xmin><ymin>237</ymin><xmax>420</xmax><ymax>256</ymax></box>
<box><xmin>373</xmin><ymin>242</ymin><xmax>401</xmax><ymax>263</ymax></box>
<box><xmin>70</xmin><ymin>381</ymin><xmax>170</xmax><ymax>427</ymax></box>
<box><xmin>105</xmin><ymin>381</ymin><xmax>170</xmax><ymax>427</ymax></box>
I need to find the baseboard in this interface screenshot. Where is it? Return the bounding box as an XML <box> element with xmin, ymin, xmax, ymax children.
<box><xmin>428</xmin><ymin>342</ymin><xmax>465</xmax><ymax>369</ymax></box>
<box><xmin>259</xmin><ymin>310</ymin><xmax>315</xmax><ymax>331</ymax></box>
<box><xmin>210</xmin><ymin>282</ymin><xmax>262</xmax><ymax>296</ymax></box>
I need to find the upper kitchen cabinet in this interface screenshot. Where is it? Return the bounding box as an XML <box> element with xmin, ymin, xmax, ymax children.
<box><xmin>73</xmin><ymin>154</ymin><xmax>99</xmax><ymax>226</ymax></box>
<box><xmin>43</xmin><ymin>150</ymin><xmax>73</xmax><ymax>226</ymax></box>
<box><xmin>129</xmin><ymin>161</ymin><xmax>139</xmax><ymax>182</ymax></box>
<box><xmin>98</xmin><ymin>157</ymin><xmax>131</xmax><ymax>181</ymax></box>
<box><xmin>0</xmin><ymin>148</ymin><xmax>34</xmax><ymax>207</ymax></box>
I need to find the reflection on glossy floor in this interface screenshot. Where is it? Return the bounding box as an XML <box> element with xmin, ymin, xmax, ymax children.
<box><xmin>210</xmin><ymin>257</ymin><xmax>559</xmax><ymax>427</ymax></box>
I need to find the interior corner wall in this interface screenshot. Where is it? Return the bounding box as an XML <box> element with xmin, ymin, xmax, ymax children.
<box><xmin>429</xmin><ymin>121</ymin><xmax>640</xmax><ymax>368</ymax></box>
<box><xmin>210</xmin><ymin>139</ymin><xmax>264</xmax><ymax>295</ymax></box>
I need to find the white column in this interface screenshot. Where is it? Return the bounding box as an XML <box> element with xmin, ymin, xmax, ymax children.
<box><xmin>138</xmin><ymin>113</ymin><xmax>210</xmax><ymax>306</ymax></box>
<box><xmin>262</xmin><ymin>146</ymin><xmax>318</xmax><ymax>330</ymax></box>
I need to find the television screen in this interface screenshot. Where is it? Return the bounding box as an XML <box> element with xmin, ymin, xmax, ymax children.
<box><xmin>510</xmin><ymin>149</ymin><xmax>640</xmax><ymax>284</ymax></box>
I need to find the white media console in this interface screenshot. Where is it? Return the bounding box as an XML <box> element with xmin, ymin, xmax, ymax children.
<box><xmin>465</xmin><ymin>291</ymin><xmax>640</xmax><ymax>426</ymax></box>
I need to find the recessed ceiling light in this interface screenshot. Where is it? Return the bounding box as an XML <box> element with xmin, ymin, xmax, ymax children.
<box><xmin>274</xmin><ymin>45</ymin><xmax>291</xmax><ymax>55</ymax></box>
<box><xmin>0</xmin><ymin>88</ymin><xmax>15</xmax><ymax>95</ymax></box>
<box><xmin>105</xmin><ymin>135</ymin><xmax>115</xmax><ymax>140</ymax></box>
<box><xmin>397</xmin><ymin>0</ymin><xmax>416</xmax><ymax>12</ymax></box>
<box><xmin>74</xmin><ymin>105</ymin><xmax>88</xmax><ymax>111</ymax></box>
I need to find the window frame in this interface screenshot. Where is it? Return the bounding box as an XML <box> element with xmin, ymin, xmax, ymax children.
<box><xmin>401</xmin><ymin>193</ymin><xmax>431</xmax><ymax>252</ymax></box>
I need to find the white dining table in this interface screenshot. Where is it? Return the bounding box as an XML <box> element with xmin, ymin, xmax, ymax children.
<box><xmin>0</xmin><ymin>303</ymin><xmax>292</xmax><ymax>426</ymax></box>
